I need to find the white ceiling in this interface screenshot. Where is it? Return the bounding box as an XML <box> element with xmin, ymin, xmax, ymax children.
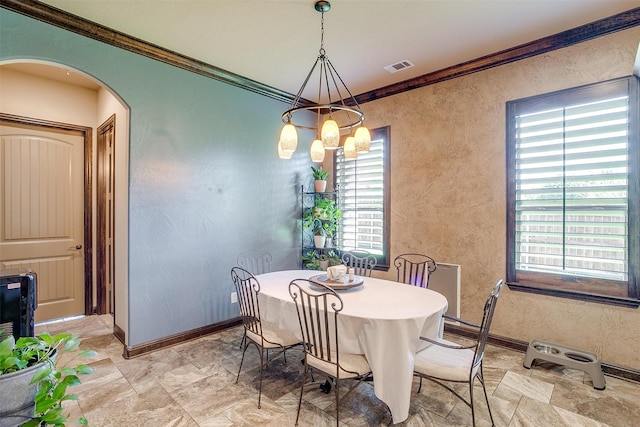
<box><xmin>10</xmin><ymin>1</ymin><xmax>640</xmax><ymax>97</ymax></box>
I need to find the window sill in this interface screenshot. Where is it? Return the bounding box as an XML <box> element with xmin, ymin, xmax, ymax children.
<box><xmin>506</xmin><ymin>282</ymin><xmax>640</xmax><ymax>308</ymax></box>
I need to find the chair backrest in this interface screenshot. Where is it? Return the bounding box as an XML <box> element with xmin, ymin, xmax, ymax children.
<box><xmin>237</xmin><ymin>250</ymin><xmax>272</xmax><ymax>275</ymax></box>
<box><xmin>393</xmin><ymin>253</ymin><xmax>437</xmax><ymax>288</ymax></box>
<box><xmin>341</xmin><ymin>251</ymin><xmax>377</xmax><ymax>277</ymax></box>
<box><xmin>472</xmin><ymin>279</ymin><xmax>503</xmax><ymax>368</ymax></box>
<box><xmin>289</xmin><ymin>279</ymin><xmax>343</xmax><ymax>369</ymax></box>
<box><xmin>230</xmin><ymin>266</ymin><xmax>263</xmax><ymax>339</ymax></box>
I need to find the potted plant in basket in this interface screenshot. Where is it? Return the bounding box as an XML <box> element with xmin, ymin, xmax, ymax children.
<box><xmin>311</xmin><ymin>166</ymin><xmax>329</xmax><ymax>192</ymax></box>
<box><xmin>0</xmin><ymin>332</ymin><xmax>96</xmax><ymax>427</ymax></box>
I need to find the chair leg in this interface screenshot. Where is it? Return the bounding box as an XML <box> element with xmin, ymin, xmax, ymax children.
<box><xmin>469</xmin><ymin>378</ymin><xmax>476</xmax><ymax>427</ymax></box>
<box><xmin>236</xmin><ymin>341</ymin><xmax>249</xmax><ymax>384</ymax></box>
<box><xmin>295</xmin><ymin>358</ymin><xmax>308</xmax><ymax>427</ymax></box>
<box><xmin>334</xmin><ymin>376</ymin><xmax>340</xmax><ymax>427</ymax></box>
<box><xmin>257</xmin><ymin>348</ymin><xmax>265</xmax><ymax>409</ymax></box>
<box><xmin>478</xmin><ymin>366</ymin><xmax>495</xmax><ymax>427</ymax></box>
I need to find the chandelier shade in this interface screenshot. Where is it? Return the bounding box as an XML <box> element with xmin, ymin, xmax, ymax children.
<box><xmin>354</xmin><ymin>126</ymin><xmax>371</xmax><ymax>153</ymax></box>
<box><xmin>343</xmin><ymin>136</ymin><xmax>357</xmax><ymax>159</ymax></box>
<box><xmin>310</xmin><ymin>139</ymin><xmax>325</xmax><ymax>162</ymax></box>
<box><xmin>321</xmin><ymin>119</ymin><xmax>340</xmax><ymax>149</ymax></box>
<box><xmin>278</xmin><ymin>140</ymin><xmax>294</xmax><ymax>159</ymax></box>
<box><xmin>277</xmin><ymin>1</ymin><xmax>369</xmax><ymax>161</ymax></box>
<box><xmin>278</xmin><ymin>121</ymin><xmax>298</xmax><ymax>153</ymax></box>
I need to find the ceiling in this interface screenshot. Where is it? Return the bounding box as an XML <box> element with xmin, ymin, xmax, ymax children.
<box><xmin>7</xmin><ymin>1</ymin><xmax>640</xmax><ymax>98</ymax></box>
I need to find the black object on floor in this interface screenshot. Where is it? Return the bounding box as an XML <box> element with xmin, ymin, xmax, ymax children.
<box><xmin>320</xmin><ymin>380</ymin><xmax>332</xmax><ymax>394</ymax></box>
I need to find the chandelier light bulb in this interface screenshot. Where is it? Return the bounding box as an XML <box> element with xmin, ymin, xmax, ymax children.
<box><xmin>321</xmin><ymin>119</ymin><xmax>340</xmax><ymax>150</ymax></box>
<box><xmin>343</xmin><ymin>136</ymin><xmax>357</xmax><ymax>159</ymax></box>
<box><xmin>310</xmin><ymin>139</ymin><xmax>326</xmax><ymax>162</ymax></box>
<box><xmin>279</xmin><ymin>122</ymin><xmax>298</xmax><ymax>153</ymax></box>
<box><xmin>354</xmin><ymin>126</ymin><xmax>371</xmax><ymax>153</ymax></box>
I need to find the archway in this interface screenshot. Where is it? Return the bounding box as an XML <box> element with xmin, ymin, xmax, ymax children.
<box><xmin>0</xmin><ymin>60</ymin><xmax>129</xmax><ymax>337</ymax></box>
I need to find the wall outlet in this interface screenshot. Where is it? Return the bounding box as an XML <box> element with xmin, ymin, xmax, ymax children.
<box><xmin>230</xmin><ymin>291</ymin><xmax>237</xmax><ymax>304</ymax></box>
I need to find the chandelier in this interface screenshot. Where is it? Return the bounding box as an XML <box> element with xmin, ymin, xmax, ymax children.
<box><xmin>277</xmin><ymin>0</ymin><xmax>371</xmax><ymax>162</ymax></box>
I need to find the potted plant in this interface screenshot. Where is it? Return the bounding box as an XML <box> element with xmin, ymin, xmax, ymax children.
<box><xmin>311</xmin><ymin>166</ymin><xmax>329</xmax><ymax>192</ymax></box>
<box><xmin>303</xmin><ymin>197</ymin><xmax>340</xmax><ymax>248</ymax></box>
<box><xmin>327</xmin><ymin>250</ymin><xmax>342</xmax><ymax>267</ymax></box>
<box><xmin>301</xmin><ymin>250</ymin><xmax>321</xmax><ymax>270</ymax></box>
<box><xmin>0</xmin><ymin>332</ymin><xmax>96</xmax><ymax>427</ymax></box>
<box><xmin>318</xmin><ymin>254</ymin><xmax>330</xmax><ymax>271</ymax></box>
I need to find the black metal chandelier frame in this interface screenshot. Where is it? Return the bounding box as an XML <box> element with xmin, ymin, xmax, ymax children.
<box><xmin>280</xmin><ymin>1</ymin><xmax>365</xmax><ymax>132</ymax></box>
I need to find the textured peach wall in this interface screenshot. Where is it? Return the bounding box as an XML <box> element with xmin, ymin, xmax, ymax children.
<box><xmin>359</xmin><ymin>27</ymin><xmax>640</xmax><ymax>369</ymax></box>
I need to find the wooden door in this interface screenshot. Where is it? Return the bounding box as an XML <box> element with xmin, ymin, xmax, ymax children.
<box><xmin>0</xmin><ymin>123</ymin><xmax>86</xmax><ymax>321</ymax></box>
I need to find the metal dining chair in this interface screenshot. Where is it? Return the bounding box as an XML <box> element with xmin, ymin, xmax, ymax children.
<box><xmin>413</xmin><ymin>279</ymin><xmax>504</xmax><ymax>426</ymax></box>
<box><xmin>341</xmin><ymin>250</ymin><xmax>377</xmax><ymax>277</ymax></box>
<box><xmin>289</xmin><ymin>279</ymin><xmax>373</xmax><ymax>426</ymax></box>
<box><xmin>236</xmin><ymin>250</ymin><xmax>273</xmax><ymax>349</ymax></box>
<box><xmin>231</xmin><ymin>267</ymin><xmax>301</xmax><ymax>408</ymax></box>
<box><xmin>393</xmin><ymin>253</ymin><xmax>437</xmax><ymax>288</ymax></box>
<box><xmin>236</xmin><ymin>250</ymin><xmax>272</xmax><ymax>275</ymax></box>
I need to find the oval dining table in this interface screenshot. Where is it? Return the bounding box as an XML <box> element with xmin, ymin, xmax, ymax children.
<box><xmin>255</xmin><ymin>269</ymin><xmax>448</xmax><ymax>424</ymax></box>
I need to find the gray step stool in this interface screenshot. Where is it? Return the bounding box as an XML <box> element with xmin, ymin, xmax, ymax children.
<box><xmin>523</xmin><ymin>339</ymin><xmax>606</xmax><ymax>390</ymax></box>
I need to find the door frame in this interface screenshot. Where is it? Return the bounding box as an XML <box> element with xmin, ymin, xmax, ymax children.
<box><xmin>0</xmin><ymin>112</ymin><xmax>93</xmax><ymax>316</ymax></box>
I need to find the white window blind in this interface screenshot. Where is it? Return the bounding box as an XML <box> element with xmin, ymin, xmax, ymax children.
<box><xmin>336</xmin><ymin>135</ymin><xmax>385</xmax><ymax>258</ymax></box>
<box><xmin>514</xmin><ymin>95</ymin><xmax>629</xmax><ymax>281</ymax></box>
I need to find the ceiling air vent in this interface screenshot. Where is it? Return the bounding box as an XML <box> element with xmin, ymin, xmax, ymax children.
<box><xmin>384</xmin><ymin>60</ymin><xmax>415</xmax><ymax>73</ymax></box>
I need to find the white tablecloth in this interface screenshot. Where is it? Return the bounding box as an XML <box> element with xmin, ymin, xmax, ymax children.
<box><xmin>256</xmin><ymin>270</ymin><xmax>448</xmax><ymax>423</ymax></box>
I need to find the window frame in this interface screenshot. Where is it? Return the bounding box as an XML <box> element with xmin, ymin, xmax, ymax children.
<box><xmin>506</xmin><ymin>76</ymin><xmax>640</xmax><ymax>308</ymax></box>
<box><xmin>334</xmin><ymin>126</ymin><xmax>391</xmax><ymax>270</ymax></box>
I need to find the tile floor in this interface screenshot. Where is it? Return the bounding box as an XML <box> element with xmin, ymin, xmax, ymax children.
<box><xmin>34</xmin><ymin>315</ymin><xmax>640</xmax><ymax>426</ymax></box>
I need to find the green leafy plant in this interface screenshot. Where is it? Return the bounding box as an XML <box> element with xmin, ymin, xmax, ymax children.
<box><xmin>311</xmin><ymin>166</ymin><xmax>329</xmax><ymax>181</ymax></box>
<box><xmin>301</xmin><ymin>250</ymin><xmax>321</xmax><ymax>270</ymax></box>
<box><xmin>303</xmin><ymin>197</ymin><xmax>341</xmax><ymax>237</ymax></box>
<box><xmin>0</xmin><ymin>332</ymin><xmax>96</xmax><ymax>426</ymax></box>
<box><xmin>327</xmin><ymin>250</ymin><xmax>342</xmax><ymax>266</ymax></box>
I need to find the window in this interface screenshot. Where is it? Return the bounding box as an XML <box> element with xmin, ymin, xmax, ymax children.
<box><xmin>335</xmin><ymin>126</ymin><xmax>390</xmax><ymax>269</ymax></box>
<box><xmin>506</xmin><ymin>76</ymin><xmax>639</xmax><ymax>307</ymax></box>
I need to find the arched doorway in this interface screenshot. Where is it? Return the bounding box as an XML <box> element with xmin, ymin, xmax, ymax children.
<box><xmin>0</xmin><ymin>61</ymin><xmax>129</xmax><ymax>328</ymax></box>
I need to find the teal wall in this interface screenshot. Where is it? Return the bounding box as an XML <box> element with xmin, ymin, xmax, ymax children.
<box><xmin>0</xmin><ymin>8</ymin><xmax>314</xmax><ymax>346</ymax></box>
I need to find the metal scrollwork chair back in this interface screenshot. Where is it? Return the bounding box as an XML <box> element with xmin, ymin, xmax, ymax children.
<box><xmin>289</xmin><ymin>279</ymin><xmax>372</xmax><ymax>426</ymax></box>
<box><xmin>341</xmin><ymin>250</ymin><xmax>377</xmax><ymax>277</ymax></box>
<box><xmin>394</xmin><ymin>253</ymin><xmax>437</xmax><ymax>288</ymax></box>
<box><xmin>237</xmin><ymin>250</ymin><xmax>273</xmax><ymax>275</ymax></box>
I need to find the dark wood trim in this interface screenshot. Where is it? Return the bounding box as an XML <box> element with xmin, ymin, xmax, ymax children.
<box><xmin>506</xmin><ymin>282</ymin><xmax>640</xmax><ymax>309</ymax></box>
<box><xmin>1</xmin><ymin>1</ymin><xmax>638</xmax><ymax>105</ymax></box>
<box><xmin>0</xmin><ymin>0</ymin><xmax>297</xmax><ymax>105</ymax></box>
<box><xmin>113</xmin><ymin>323</ymin><xmax>125</xmax><ymax>345</ymax></box>
<box><xmin>444</xmin><ymin>323</ymin><xmax>640</xmax><ymax>384</ymax></box>
<box><xmin>0</xmin><ymin>112</ymin><xmax>94</xmax><ymax>316</ymax></box>
<box><xmin>354</xmin><ymin>8</ymin><xmax>640</xmax><ymax>105</ymax></box>
<box><xmin>96</xmin><ymin>115</ymin><xmax>116</xmax><ymax>315</ymax></box>
<box><xmin>122</xmin><ymin>318</ymin><xmax>243</xmax><ymax>359</ymax></box>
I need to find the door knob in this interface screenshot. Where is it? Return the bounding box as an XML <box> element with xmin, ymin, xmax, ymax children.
<box><xmin>68</xmin><ymin>245</ymin><xmax>83</xmax><ymax>250</ymax></box>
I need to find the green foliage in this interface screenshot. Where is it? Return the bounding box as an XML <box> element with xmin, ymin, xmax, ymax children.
<box><xmin>327</xmin><ymin>250</ymin><xmax>342</xmax><ymax>266</ymax></box>
<box><xmin>311</xmin><ymin>166</ymin><xmax>329</xmax><ymax>181</ymax></box>
<box><xmin>0</xmin><ymin>332</ymin><xmax>96</xmax><ymax>426</ymax></box>
<box><xmin>303</xmin><ymin>197</ymin><xmax>341</xmax><ymax>237</ymax></box>
<box><xmin>302</xmin><ymin>250</ymin><xmax>321</xmax><ymax>269</ymax></box>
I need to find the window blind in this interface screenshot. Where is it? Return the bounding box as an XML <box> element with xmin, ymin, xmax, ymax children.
<box><xmin>336</xmin><ymin>137</ymin><xmax>385</xmax><ymax>256</ymax></box>
<box><xmin>514</xmin><ymin>95</ymin><xmax>629</xmax><ymax>281</ymax></box>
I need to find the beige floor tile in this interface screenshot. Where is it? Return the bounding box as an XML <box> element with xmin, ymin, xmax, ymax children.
<box><xmin>36</xmin><ymin>315</ymin><xmax>640</xmax><ymax>427</ymax></box>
